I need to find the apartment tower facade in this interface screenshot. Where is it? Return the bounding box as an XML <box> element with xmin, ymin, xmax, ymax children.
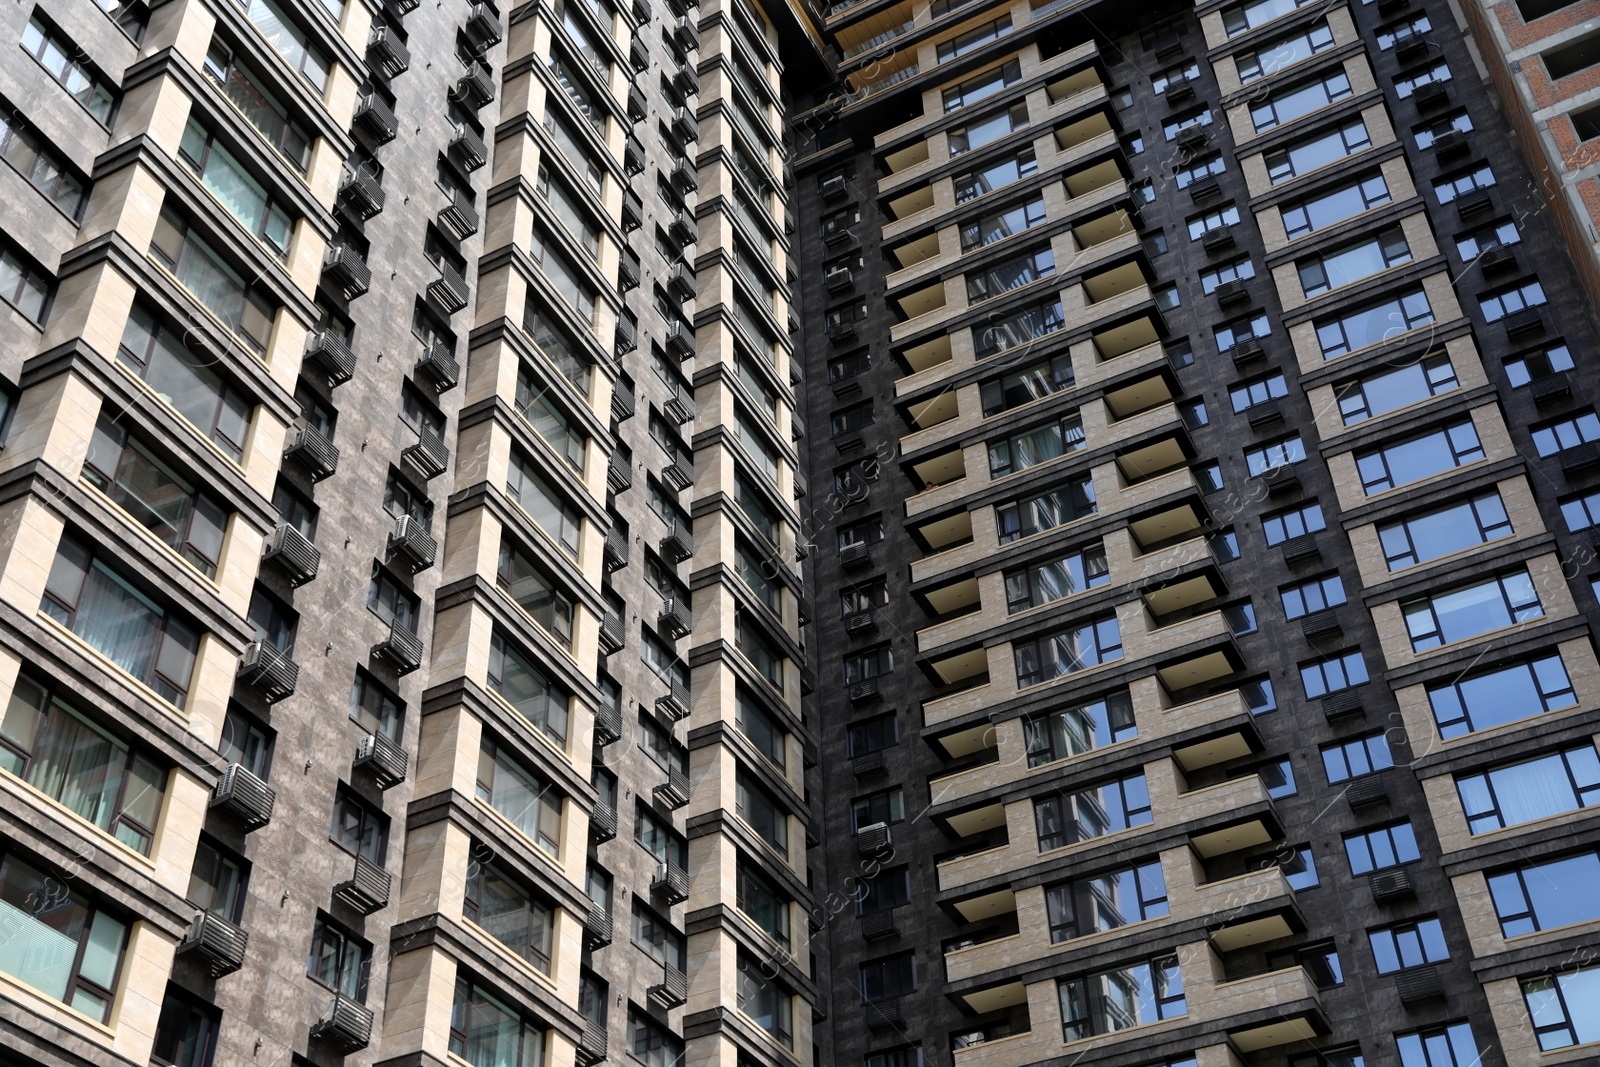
<box><xmin>0</xmin><ymin>0</ymin><xmax>1598</xmax><ymax>1065</ymax></box>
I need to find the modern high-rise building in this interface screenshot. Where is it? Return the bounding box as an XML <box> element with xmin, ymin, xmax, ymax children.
<box><xmin>1</xmin><ymin>0</ymin><xmax>1599</xmax><ymax>1064</ymax></box>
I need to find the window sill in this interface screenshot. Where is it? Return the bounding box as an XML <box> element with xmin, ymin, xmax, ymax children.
<box><xmin>0</xmin><ymin>967</ymin><xmax>117</xmax><ymax>1040</ymax></box>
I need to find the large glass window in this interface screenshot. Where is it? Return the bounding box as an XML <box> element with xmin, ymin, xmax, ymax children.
<box><xmin>1488</xmin><ymin>851</ymin><xmax>1600</xmax><ymax>936</ymax></box>
<box><xmin>1014</xmin><ymin>615</ymin><xmax>1123</xmax><ymax>687</ymax></box>
<box><xmin>0</xmin><ymin>104</ymin><xmax>89</xmax><ymax>218</ymax></box>
<box><xmin>1045</xmin><ymin>860</ymin><xmax>1167</xmax><ymax>941</ymax></box>
<box><xmin>1300</xmin><ymin>649</ymin><xmax>1368</xmax><ymax>698</ymax></box>
<box><xmin>1396</xmin><ymin>1022</ymin><xmax>1480</xmax><ymax>1067</ymax></box>
<box><xmin>1316</xmin><ymin>289</ymin><xmax>1434</xmax><ymax>357</ymax></box>
<box><xmin>1035</xmin><ymin>774</ymin><xmax>1151</xmax><ymax>850</ymax></box>
<box><xmin>42</xmin><ymin>535</ymin><xmax>200</xmax><ymax>707</ymax></box>
<box><xmin>0</xmin><ymin>853</ymin><xmax>126</xmax><ymax>1021</ymax></box>
<box><xmin>948</xmin><ymin>101</ymin><xmax>1027</xmax><ymax>156</ymax></box>
<box><xmin>966</xmin><ymin>246</ymin><xmax>1055</xmax><ymax>304</ymax></box>
<box><xmin>1025</xmin><ymin>691</ymin><xmax>1135</xmax><ymax>766</ymax></box>
<box><xmin>980</xmin><ymin>353</ymin><xmax>1074</xmax><ymax>416</ymax></box>
<box><xmin>988</xmin><ymin>412</ymin><xmax>1084</xmax><ymax>476</ymax></box>
<box><xmin>1457</xmin><ymin>745</ymin><xmax>1600</xmax><ymax>833</ymax></box>
<box><xmin>996</xmin><ymin>476</ymin><xmax>1096</xmax><ymax>543</ymax></box>
<box><xmin>1401</xmin><ymin>569</ymin><xmax>1542</xmax><ymax>651</ymax></box>
<box><xmin>22</xmin><ymin>16</ymin><xmax>116</xmax><ymax>123</ymax></box>
<box><xmin>1281</xmin><ymin>573</ymin><xmax>1345</xmax><ymax>619</ymax></box>
<box><xmin>1356</xmin><ymin>421</ymin><xmax>1484</xmax><ymax>494</ymax></box>
<box><xmin>735</xmin><ymin>688</ymin><xmax>786</xmax><ymax>770</ymax></box>
<box><xmin>450</xmin><ymin>979</ymin><xmax>546</xmax><ymax>1067</ymax></box>
<box><xmin>84</xmin><ymin>414</ymin><xmax>228</xmax><ymax>578</ymax></box>
<box><xmin>1369</xmin><ymin>918</ymin><xmax>1449</xmax><ymax>974</ymax></box>
<box><xmin>736</xmin><ymin>950</ymin><xmax>793</xmax><ymax>1048</ymax></box>
<box><xmin>1282</xmin><ymin>173</ymin><xmax>1391</xmax><ymax>237</ymax></box>
<box><xmin>1299</xmin><ymin>227</ymin><xmax>1411</xmax><ymax>295</ymax></box>
<box><xmin>972</xmin><ymin>297</ymin><xmax>1063</xmax><ymax>359</ymax></box>
<box><xmin>496</xmin><ymin>540</ymin><xmax>575</xmax><ymax>646</ymax></box>
<box><xmin>960</xmin><ymin>195</ymin><xmax>1047</xmax><ymax>251</ymax></box>
<box><xmin>465</xmin><ymin>859</ymin><xmax>554</xmax><ymax>973</ymax></box>
<box><xmin>1532</xmin><ymin>411</ymin><xmax>1600</xmax><ymax>457</ymax></box>
<box><xmin>1322</xmin><ymin>731</ymin><xmax>1393</xmax><ymax>783</ymax></box>
<box><xmin>244</xmin><ymin>0</ymin><xmax>328</xmax><ymax>90</ymax></box>
<box><xmin>187</xmin><ymin>837</ymin><xmax>247</xmax><ymax>922</ymax></box>
<box><xmin>514</xmin><ymin>364</ymin><xmax>587</xmax><ymax>469</ymax></box>
<box><xmin>1428</xmin><ymin>653</ymin><xmax>1575</xmax><ymax>738</ymax></box>
<box><xmin>202</xmin><ymin>40</ymin><xmax>311</xmax><ymax>170</ymax></box>
<box><xmin>476</xmin><ymin>737</ymin><xmax>563</xmax><ymax>856</ymax></box>
<box><xmin>330</xmin><ymin>788</ymin><xmax>386</xmax><ymax>864</ymax></box>
<box><xmin>178</xmin><ymin>118</ymin><xmax>293</xmax><ymax>256</ymax></box>
<box><xmin>0</xmin><ymin>676</ymin><xmax>165</xmax><ymax>853</ymax></box>
<box><xmin>1379</xmin><ymin>493</ymin><xmax>1513</xmax><ymax>571</ymax></box>
<box><xmin>736</xmin><ymin>771</ymin><xmax>789</xmax><ymax>853</ymax></box>
<box><xmin>1237</xmin><ymin>20</ymin><xmax>1334</xmax><ymax>80</ymax></box>
<box><xmin>1523</xmin><ymin>963</ymin><xmax>1600</xmax><ymax>1049</ymax></box>
<box><xmin>738</xmin><ymin>860</ymin><xmax>791</xmax><ymax>946</ymax></box>
<box><xmin>1251</xmin><ymin>70</ymin><xmax>1353</xmax><ymax>130</ymax></box>
<box><xmin>1059</xmin><ymin>955</ymin><xmax>1185</xmax><ymax>1040</ymax></box>
<box><xmin>1224</xmin><ymin>0</ymin><xmax>1317</xmax><ymax>35</ymax></box>
<box><xmin>1336</xmin><ymin>355</ymin><xmax>1458</xmax><ymax>424</ymax></box>
<box><xmin>953</xmin><ymin>146</ymin><xmax>1035</xmax><ymax>203</ymax></box>
<box><xmin>119</xmin><ymin>305</ymin><xmax>254</xmax><ymax>458</ymax></box>
<box><xmin>150</xmin><ymin>207</ymin><xmax>275</xmax><ymax>354</ymax></box>
<box><xmin>507</xmin><ymin>449</ymin><xmax>582</xmax><ymax>555</ymax></box>
<box><xmin>1006</xmin><ymin>544</ymin><xmax>1109</xmax><ymax>612</ymax></box>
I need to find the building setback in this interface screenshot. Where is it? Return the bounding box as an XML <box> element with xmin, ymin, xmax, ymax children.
<box><xmin>0</xmin><ymin>0</ymin><xmax>1597</xmax><ymax>1065</ymax></box>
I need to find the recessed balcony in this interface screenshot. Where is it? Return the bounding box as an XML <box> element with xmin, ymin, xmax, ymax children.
<box><xmin>1104</xmin><ymin>374</ymin><xmax>1176</xmax><ymax>420</ymax></box>
<box><xmin>1092</xmin><ymin>313</ymin><xmax>1162</xmax><ymax>361</ymax></box>
<box><xmin>886</xmin><ymin>183</ymin><xmax>934</xmax><ymax>222</ymax></box>
<box><xmin>894</xmin><ymin>280</ymin><xmax>946</xmax><ymax>323</ymax></box>
<box><xmin>881</xmin><ymin>137</ymin><xmax>930</xmax><ymax>176</ymax></box>
<box><xmin>1055</xmin><ymin>110</ymin><xmax>1114</xmax><ymax>152</ymax></box>
<box><xmin>898</xmin><ymin>333</ymin><xmax>953</xmax><ymax>380</ymax></box>
<box><xmin>1115</xmin><ymin>433</ymin><xmax>1189</xmax><ymax>485</ymax></box>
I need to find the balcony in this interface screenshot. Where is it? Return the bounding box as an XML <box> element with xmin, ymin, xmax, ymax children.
<box><xmin>332</xmin><ymin>855</ymin><xmax>391</xmax><ymax>915</ymax></box>
<box><xmin>305</xmin><ymin>328</ymin><xmax>356</xmax><ymax>385</ymax></box>
<box><xmin>453</xmin><ymin>60</ymin><xmax>495</xmax><ymax>108</ymax></box>
<box><xmin>650</xmin><ymin>964</ymin><xmax>689</xmax><ymax>1008</ymax></box>
<box><xmin>355</xmin><ymin>731</ymin><xmax>410</xmax><ymax>788</ymax></box>
<box><xmin>387</xmin><ymin>514</ymin><xmax>436</xmax><ymax>573</ymax></box>
<box><xmin>449</xmin><ymin>122</ymin><xmax>487</xmax><ymax>171</ymax></box>
<box><xmin>178</xmin><ymin>910</ymin><xmax>249</xmax><ymax>976</ymax></box>
<box><xmin>583</xmin><ymin>900</ymin><xmax>612</xmax><ymax>948</ymax></box>
<box><xmin>654</xmin><ymin>766</ymin><xmax>691</xmax><ymax>809</ymax></box>
<box><xmin>322</xmin><ymin>240</ymin><xmax>372</xmax><ymax>299</ymax></box>
<box><xmin>366</xmin><ymin>24</ymin><xmax>409</xmax><ymax>78</ymax></box>
<box><xmin>658</xmin><ymin>596</ymin><xmax>691</xmax><ymax>639</ymax></box>
<box><xmin>262</xmin><ymin>523</ymin><xmax>320</xmax><ymax>587</ymax></box>
<box><xmin>237</xmin><ymin>640</ymin><xmax>298</xmax><ymax>703</ymax></box>
<box><xmin>311</xmin><ymin>995</ymin><xmax>374</xmax><ymax>1054</ymax></box>
<box><xmin>416</xmin><ymin>342</ymin><xmax>460</xmax><ymax>391</ymax></box>
<box><xmin>403</xmin><ymin>426</ymin><xmax>451</xmax><ymax>480</ymax></box>
<box><xmin>1218</xmin><ymin>961</ymin><xmax>1326</xmax><ymax>1052</ymax></box>
<box><xmin>353</xmin><ymin>91</ymin><xmax>397</xmax><ymax>143</ymax></box>
<box><xmin>464</xmin><ymin>1</ymin><xmax>503</xmax><ymax>50</ymax></box>
<box><xmin>652</xmin><ymin>860</ymin><xmax>690</xmax><ymax>903</ymax></box>
<box><xmin>284</xmin><ymin>423</ymin><xmax>339</xmax><ymax>481</ymax></box>
<box><xmin>373</xmin><ymin>620</ymin><xmax>424</xmax><ymax>675</ymax></box>
<box><xmin>659</xmin><ymin>518</ymin><xmax>693</xmax><ymax>563</ymax></box>
<box><xmin>428</xmin><ymin>261</ymin><xmax>469</xmax><ymax>312</ymax></box>
<box><xmin>209</xmin><ymin>763</ymin><xmax>275</xmax><ymax>830</ymax></box>
<box><xmin>656</xmin><ymin>678</ymin><xmax>691</xmax><ymax>721</ymax></box>
<box><xmin>337</xmin><ymin>166</ymin><xmax>385</xmax><ymax>220</ymax></box>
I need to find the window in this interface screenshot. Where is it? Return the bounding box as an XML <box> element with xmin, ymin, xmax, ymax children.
<box><xmin>534</xmin><ymin>163</ymin><xmax>599</xmax><ymax>259</ymax></box>
<box><xmin>451</xmin><ymin>979</ymin><xmax>546</xmax><ymax>1067</ymax></box>
<box><xmin>737</xmin><ymin>951</ymin><xmax>794</xmax><ymax>1048</ymax></box>
<box><xmin>330</xmin><ymin>788</ymin><xmax>386</xmax><ymax>864</ymax></box>
<box><xmin>988</xmin><ymin>412</ymin><xmax>1084</xmax><ymax>477</ymax></box>
<box><xmin>1292</xmin><ymin>1052</ymin><xmax>1364</xmax><ymax>1067</ymax></box>
<box><xmin>1006</xmin><ymin>545</ymin><xmax>1109</xmax><ymax>614</ymax></box>
<box><xmin>0</xmin><ymin>853</ymin><xmax>126</xmax><ymax>1021</ymax></box>
<box><xmin>1369</xmin><ymin>918</ymin><xmax>1448</xmax><ymax>974</ymax></box>
<box><xmin>1562</xmin><ymin>488</ymin><xmax>1600</xmax><ymax>532</ymax></box>
<box><xmin>21</xmin><ymin>16</ymin><xmax>116</xmax><ymax>123</ymax></box>
<box><xmin>943</xmin><ymin>59</ymin><xmax>1020</xmax><ymax>112</ymax></box>
<box><xmin>1300</xmin><ymin>649</ymin><xmax>1368</xmax><ymax>698</ymax></box>
<box><xmin>514</xmin><ymin>365</ymin><xmax>586</xmax><ymax>469</ymax></box>
<box><xmin>0</xmin><ymin>675</ymin><xmax>165</xmax><ymax>853</ymax></box>
<box><xmin>1505</xmin><ymin>343</ymin><xmax>1572</xmax><ymax>387</ymax></box>
<box><xmin>84</xmin><ymin>414</ymin><xmax>228</xmax><ymax>578</ymax></box>
<box><xmin>1263</xmin><ymin>501</ymin><xmax>1325</xmax><ymax>545</ymax></box>
<box><xmin>1572</xmin><ymin>101</ymin><xmax>1600</xmax><ymax>140</ymax></box>
<box><xmin>630</xmin><ymin>1006</ymin><xmax>684</xmax><ymax>1067</ymax></box>
<box><xmin>632</xmin><ymin>898</ymin><xmax>686</xmax><ymax>969</ymax></box>
<box><xmin>1045</xmin><ymin>860</ymin><xmax>1168</xmax><ymax>941</ymax></box>
<box><xmin>1267</xmin><ymin>120</ymin><xmax>1369</xmax><ymax>183</ymax></box>
<box><xmin>856</xmin><ymin>866</ymin><xmax>911</xmax><ymax>916</ymax></box>
<box><xmin>1299</xmin><ymin>228</ymin><xmax>1411</xmax><ymax>296</ymax></box>
<box><xmin>735</xmin><ymin>689</ymin><xmax>786</xmax><ymax>770</ymax></box>
<box><xmin>1187</xmin><ymin>203</ymin><xmax>1240</xmax><ymax>240</ymax></box>
<box><xmin>1059</xmin><ymin>955</ymin><xmax>1185</xmax><ymax>1039</ymax></box>
<box><xmin>1402</xmin><ymin>569</ymin><xmax>1542</xmax><ymax>651</ymax></box>
<box><xmin>1378</xmin><ymin>493</ymin><xmax>1512</xmax><ymax>570</ymax></box>
<box><xmin>980</xmin><ymin>353</ymin><xmax>1075</xmax><ymax>416</ymax></box>
<box><xmin>1014</xmin><ymin>614</ymin><xmax>1123</xmax><ymax>687</ymax></box>
<box><xmin>0</xmin><ymin>236</ymin><xmax>51</xmax><ymax>323</ymax></box>
<box><xmin>0</xmin><ymin>102</ymin><xmax>89</xmax><ymax>217</ymax></box>
<box><xmin>1175</xmin><ymin>154</ymin><xmax>1226</xmax><ymax>188</ymax></box>
<box><xmin>1267</xmin><ymin>942</ymin><xmax>1342</xmax><ymax>988</ymax></box>
<box><xmin>738</xmin><ymin>860</ymin><xmax>791</xmax><ymax>945</ymax></box>
<box><xmin>178</xmin><ymin>118</ymin><xmax>293</xmax><ymax>256</ymax></box>
<box><xmin>1281</xmin><ymin>845</ymin><xmax>1320</xmax><ymax>889</ymax></box>
<box><xmin>736</xmin><ymin>771</ymin><xmax>789</xmax><ymax>853</ymax></box>
<box><xmin>1252</xmin><ymin>71</ymin><xmax>1353</xmax><ymax>131</ymax></box>
<box><xmin>1322</xmin><ymin>732</ymin><xmax>1394</xmax><ymax>783</ymax></box>
<box><xmin>1336</xmin><ymin>355</ymin><xmax>1459</xmax><ymax>423</ymax></box>
<box><xmin>1224</xmin><ymin>0</ymin><xmax>1317</xmax><ymax>36</ymax></box>
<box><xmin>1396</xmin><ymin>1022</ymin><xmax>1480</xmax><ymax>1067</ymax></box>
<box><xmin>1356</xmin><ymin>421</ymin><xmax>1484</xmax><ymax>493</ymax></box>
<box><xmin>1152</xmin><ymin>59</ymin><xmax>1200</xmax><ymax>94</ymax></box>
<box><xmin>1532</xmin><ymin>411</ymin><xmax>1600</xmax><ymax>456</ymax></box>
<box><xmin>954</xmin><ymin>146</ymin><xmax>1037</xmax><ymax>203</ymax></box>
<box><xmin>152</xmin><ymin>987</ymin><xmax>221</xmax><ymax>1067</ymax></box>
<box><xmin>866</xmin><ymin>1049</ymin><xmax>923</xmax><ymax>1067</ymax></box>
<box><xmin>529</xmin><ymin>226</ymin><xmax>596</xmax><ymax>322</ymax></box>
<box><xmin>859</xmin><ymin>952</ymin><xmax>915</xmax><ymax>1002</ymax></box>
<box><xmin>636</xmin><ymin>803</ymin><xmax>688</xmax><ymax>866</ymax></box>
<box><xmin>308</xmin><ymin>915</ymin><xmax>369</xmax><ymax>1000</ymax></box>
<box><xmin>1024</xmin><ymin>690</ymin><xmax>1135</xmax><ymax>767</ymax></box>
<box><xmin>496</xmin><ymin>540</ymin><xmax>574</xmax><ymax>646</ymax></box>
<box><xmin>848</xmin><ymin>714</ymin><xmax>899</xmax><ymax>759</ymax></box>
<box><xmin>119</xmin><ymin>303</ymin><xmax>254</xmax><ymax>458</ymax></box>
<box><xmin>1245</xmin><ymin>434</ymin><xmax>1306</xmax><ymax>475</ymax></box>
<box><xmin>367</xmin><ymin>566</ymin><xmax>418</xmax><ymax>631</ymax></box>
<box><xmin>477</xmin><ymin>737</ymin><xmax>563</xmax><ymax>856</ymax></box>
<box><xmin>349</xmin><ymin>671</ymin><xmax>403</xmax><ymax>745</ymax></box>
<box><xmin>506</xmin><ymin>450</ymin><xmax>581</xmax><ymax>555</ymax></box>
<box><xmin>937</xmin><ymin>14</ymin><xmax>1011</xmax><ymax>61</ymax></box>
<box><xmin>1488</xmin><ymin>851</ymin><xmax>1600</xmax><ymax>935</ymax></box>
<box><xmin>1228</xmin><ymin>374</ymin><xmax>1288</xmax><ymax>414</ymax></box>
<box><xmin>1457</xmin><ymin>745</ymin><xmax>1600</xmax><ymax>833</ymax></box>
<box><xmin>1427</xmin><ymin>652</ymin><xmax>1575</xmax><ymax>738</ymax></box>
<box><xmin>996</xmin><ymin>475</ymin><xmax>1097</xmax><ymax>542</ymax></box>
<box><xmin>219</xmin><ymin>708</ymin><xmax>272</xmax><ymax>780</ymax></box>
<box><xmin>1035</xmin><ymin>774</ymin><xmax>1151</xmax><ymax>850</ymax></box>
<box><xmin>1282</xmin><ymin>573</ymin><xmax>1345</xmax><ymax>619</ymax></box>
<box><xmin>187</xmin><ymin>836</ymin><xmax>247</xmax><ymax>924</ymax></box>
<box><xmin>244</xmin><ymin>0</ymin><xmax>328</xmax><ymax>89</ymax></box>
<box><xmin>1214</xmin><ymin>311</ymin><xmax>1270</xmax><ymax>349</ymax></box>
<box><xmin>1200</xmin><ymin>256</ymin><xmax>1256</xmax><ymax>294</ymax></box>
<box><xmin>830</xmin><ymin>402</ymin><xmax>875</xmax><ymax>438</ymax></box>
<box><xmin>1283</xmin><ymin>173</ymin><xmax>1391</xmax><ymax>237</ymax></box>
<box><xmin>151</xmin><ymin>207</ymin><xmax>276</xmax><ymax>353</ymax></box>
<box><xmin>1480</xmin><ymin>279</ymin><xmax>1548</xmax><ymax>323</ymax></box>
<box><xmin>1237</xmin><ymin>20</ymin><xmax>1335</xmax><ymax>80</ymax></box>
<box><xmin>948</xmin><ymin>101</ymin><xmax>1028</xmax><ymax>156</ymax></box>
<box><xmin>464</xmin><ymin>859</ymin><xmax>554</xmax><ymax>973</ymax></box>
<box><xmin>1163</xmin><ymin>107</ymin><xmax>1214</xmax><ymax>141</ymax></box>
<box><xmin>1434</xmin><ymin>163</ymin><xmax>1494</xmax><ymax>203</ymax></box>
<box><xmin>961</xmin><ymin>195</ymin><xmax>1047</xmax><ymax>251</ymax></box>
<box><xmin>966</xmin><ymin>246</ymin><xmax>1055</xmax><ymax>304</ymax></box>
<box><xmin>43</xmin><ymin>535</ymin><xmax>200</xmax><ymax>706</ymax></box>
<box><xmin>851</xmin><ymin>787</ymin><xmax>904</xmax><ymax>831</ymax></box>
<box><xmin>843</xmin><ymin>645</ymin><xmax>893</xmax><ymax>687</ymax></box>
<box><xmin>972</xmin><ymin>296</ymin><xmax>1064</xmax><ymax>359</ymax></box>
<box><xmin>1343</xmin><ymin>819</ymin><xmax>1420</xmax><ymax>874</ymax></box>
<box><xmin>1316</xmin><ymin>289</ymin><xmax>1434</xmax><ymax>357</ymax></box>
<box><xmin>1523</xmin><ymin>962</ymin><xmax>1600</xmax><ymax>1049</ymax></box>
<box><xmin>202</xmin><ymin>40</ymin><xmax>311</xmax><ymax>170</ymax></box>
